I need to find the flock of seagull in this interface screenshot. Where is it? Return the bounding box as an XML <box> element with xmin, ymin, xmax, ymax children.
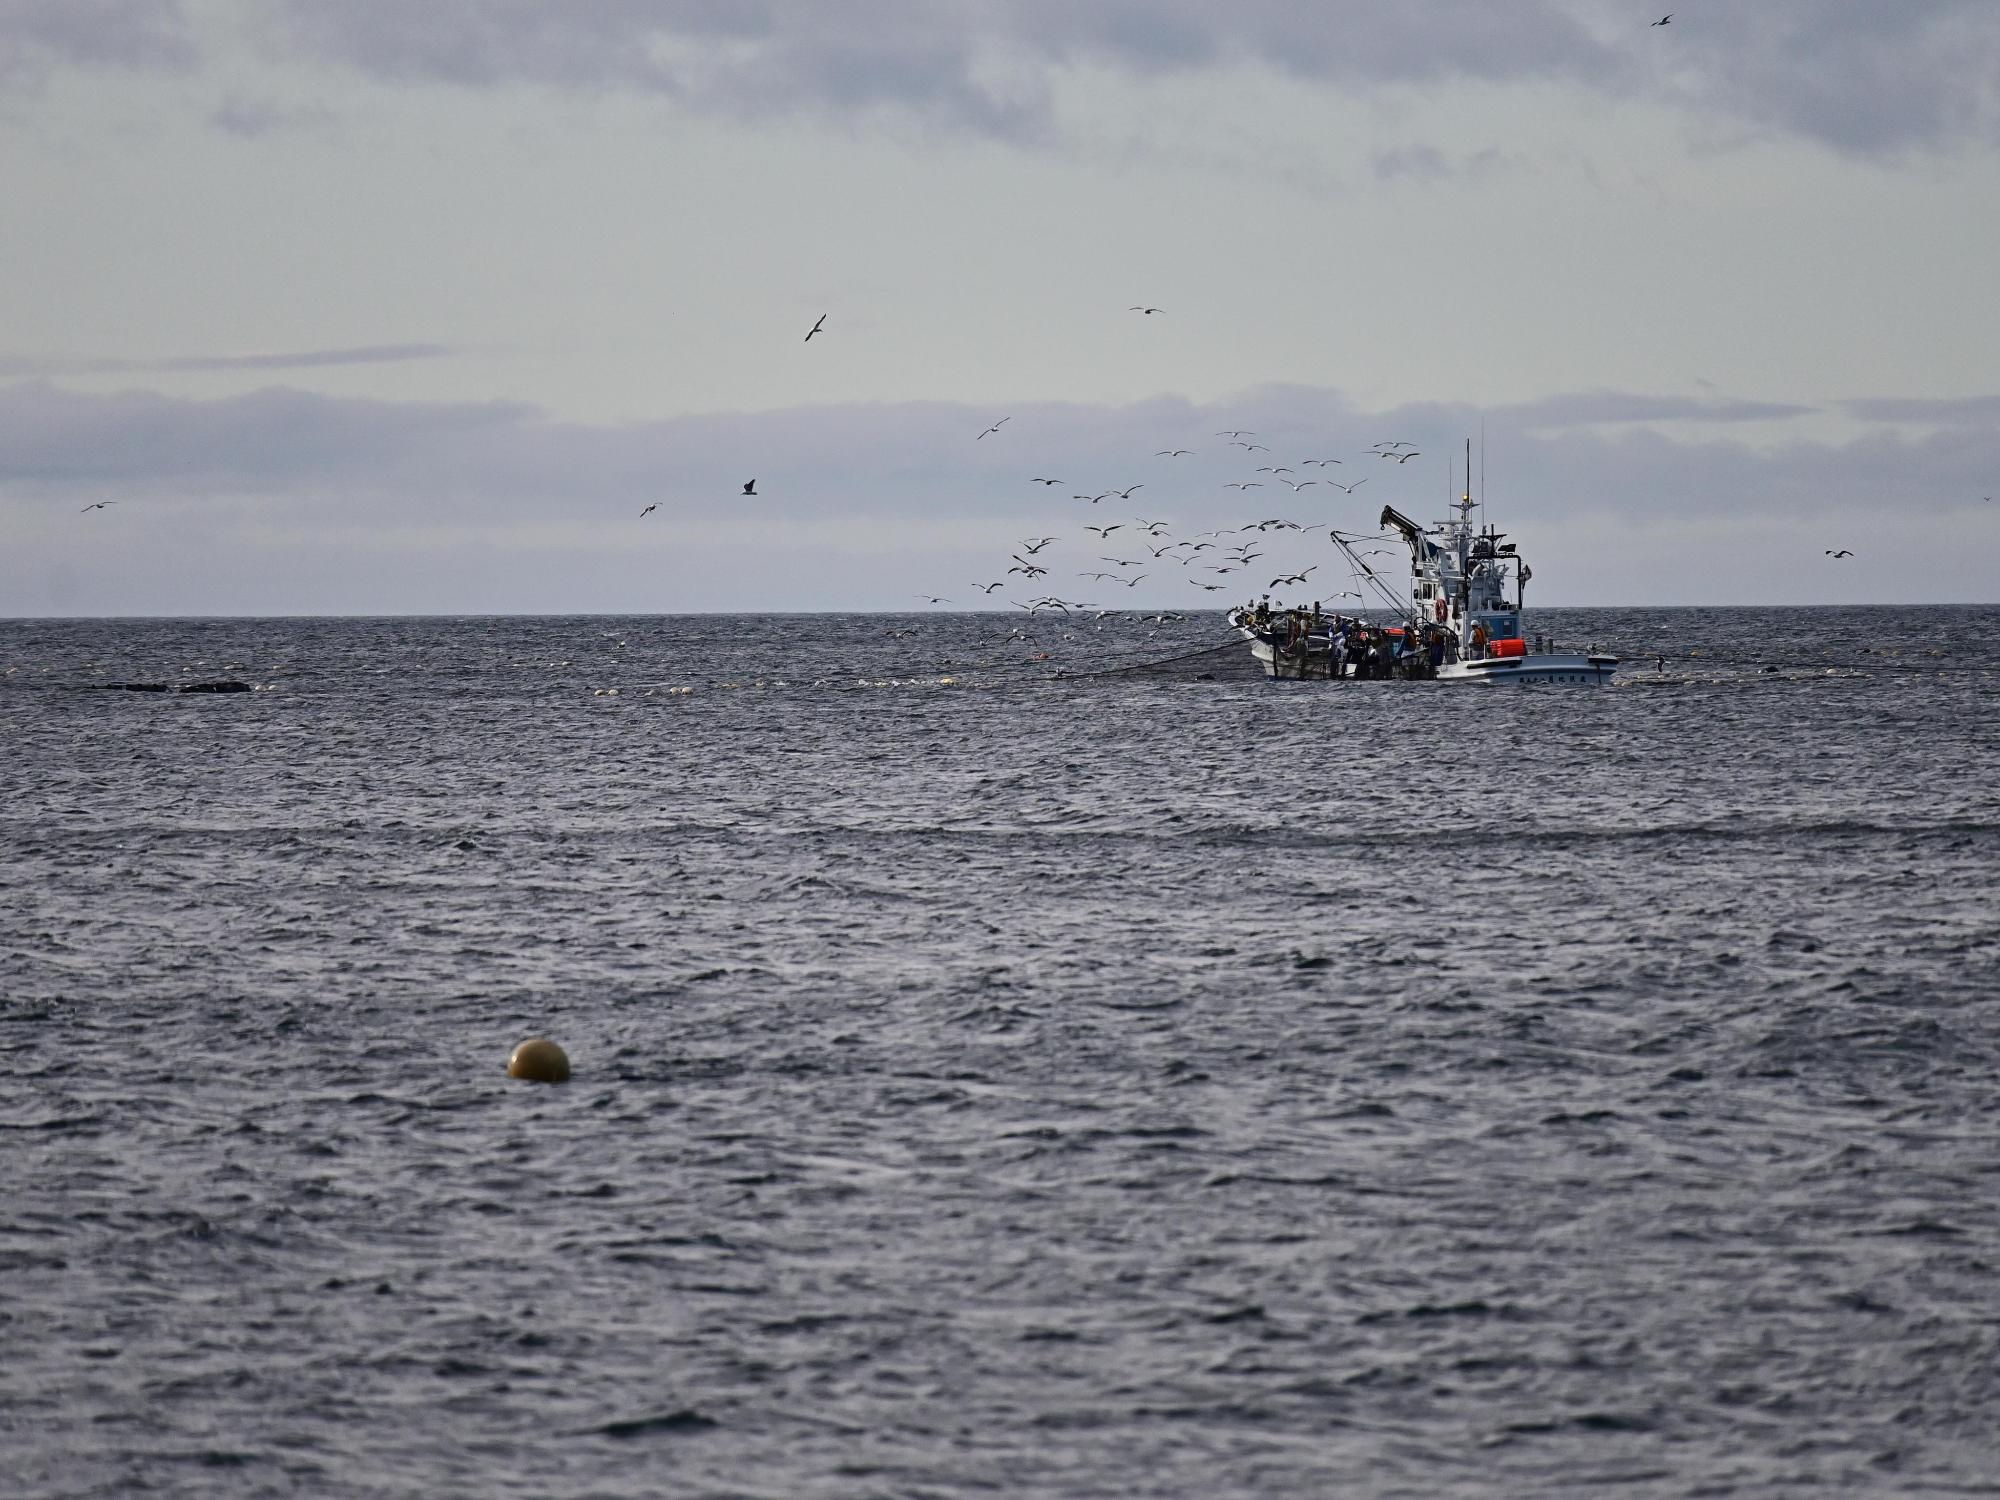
<box><xmin>902</xmin><ymin>413</ymin><xmax>1443</xmax><ymax>617</ymax></box>
<box><xmin>596</xmin><ymin>298</ymin><xmax>1914</xmax><ymax>605</ymax></box>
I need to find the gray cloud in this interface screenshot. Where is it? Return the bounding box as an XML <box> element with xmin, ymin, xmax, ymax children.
<box><xmin>234</xmin><ymin>1</ymin><xmax>2000</xmax><ymax>156</ymax></box>
<box><xmin>1844</xmin><ymin>394</ymin><xmax>2000</xmax><ymax>425</ymax></box>
<box><xmin>0</xmin><ymin>344</ymin><xmax>458</xmax><ymax>377</ymax></box>
<box><xmin>1</xmin><ymin>376</ymin><xmax>1986</xmax><ymax>524</ymax></box>
<box><xmin>0</xmin><ymin>0</ymin><xmax>194</xmax><ymax>84</ymax></box>
<box><xmin>6</xmin><ymin>379</ymin><xmax>1994</xmax><ymax>612</ymax></box>
<box><xmin>209</xmin><ymin>94</ymin><xmax>335</xmax><ymax>137</ymax></box>
<box><xmin>1501</xmin><ymin>391</ymin><xmax>1822</xmax><ymax>428</ymax></box>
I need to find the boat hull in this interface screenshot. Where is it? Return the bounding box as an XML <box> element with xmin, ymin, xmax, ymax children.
<box><xmin>1231</xmin><ymin>617</ymin><xmax>1615</xmax><ymax>684</ymax></box>
<box><xmin>1434</xmin><ymin>653</ymin><xmax>1617</xmax><ymax>684</ymax></box>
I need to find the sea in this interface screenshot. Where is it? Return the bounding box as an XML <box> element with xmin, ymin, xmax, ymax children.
<box><xmin>4</xmin><ymin>605</ymin><xmax>1998</xmax><ymax>1499</ymax></box>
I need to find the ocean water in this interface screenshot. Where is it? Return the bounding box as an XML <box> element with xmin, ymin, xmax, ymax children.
<box><xmin>4</xmin><ymin>605</ymin><xmax>1999</xmax><ymax>1499</ymax></box>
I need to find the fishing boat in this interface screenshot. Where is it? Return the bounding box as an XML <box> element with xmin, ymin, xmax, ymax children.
<box><xmin>1227</xmin><ymin>442</ymin><xmax>1618</xmax><ymax>684</ymax></box>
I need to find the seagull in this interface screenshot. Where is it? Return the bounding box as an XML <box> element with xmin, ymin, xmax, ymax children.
<box><xmin>1281</xmin><ymin>479</ymin><xmax>1319</xmax><ymax>491</ymax></box>
<box><xmin>1086</xmin><ymin>524</ymin><xmax>1123</xmax><ymax>537</ymax></box>
<box><xmin>1128</xmin><ymin>306</ymin><xmax>1163</xmax><ymax>315</ymax></box>
<box><xmin>1135</xmin><ymin>519</ymin><xmax>1170</xmax><ymax>535</ymax></box>
<box><xmin>80</xmin><ymin>501</ymin><xmax>117</xmax><ymax>512</ymax></box>
<box><xmin>977</xmin><ymin>417</ymin><xmax>1011</xmax><ymax>440</ymax></box>
<box><xmin>1191</xmin><ymin>581</ymin><xmax>1226</xmax><ymax>591</ymax></box>
<box><xmin>1328</xmin><ymin>478</ymin><xmax>1369</xmax><ymax>493</ymax></box>
<box><xmin>975</xmin><ymin>582</ymin><xmax>1006</xmax><ymax>593</ymax></box>
<box><xmin>1393</xmin><ymin>450</ymin><xmax>1420</xmax><ymax>463</ymax></box>
<box><xmin>918</xmin><ymin>595</ymin><xmax>952</xmax><ymax>604</ymax></box>
<box><xmin>1111</xmin><ymin>484</ymin><xmax>1143</xmax><ymax>499</ymax></box>
<box><xmin>1825</xmin><ymin>549</ymin><xmax>1854</xmax><ymax>558</ymax></box>
<box><xmin>1031</xmin><ymin>477</ymin><xmax>1063</xmax><ymax>485</ymax></box>
<box><xmin>1156</xmin><ymin>449</ymin><xmax>1192</xmax><ymax>457</ymax></box>
<box><xmin>1651</xmin><ymin>13</ymin><xmax>1671</xmax><ymax>25</ymax></box>
<box><xmin>1115</xmin><ymin>574</ymin><xmax>1149</xmax><ymax>587</ymax></box>
<box><xmin>1301</xmin><ymin>458</ymin><xmax>1342</xmax><ymax>466</ymax></box>
<box><xmin>1232</xmin><ymin>442</ymin><xmax>1270</xmax><ymax>452</ymax></box>
<box><xmin>1224</xmin><ymin>482</ymin><xmax>1263</xmax><ymax>490</ymax></box>
<box><xmin>639</xmin><ymin>503</ymin><xmax>658</xmax><ymax>517</ymax></box>
<box><xmin>1271</xmin><ymin>568</ymin><xmax>1318</xmax><ymax>587</ymax></box>
<box><xmin>804</xmin><ymin>313</ymin><xmax>826</xmax><ymax>342</ymax></box>
<box><xmin>1217</xmin><ymin>430</ymin><xmax>1256</xmax><ymax>438</ymax></box>
<box><xmin>1009</xmin><ymin>559</ymin><xmax>1049</xmax><ymax>577</ymax></box>
<box><xmin>1021</xmin><ymin>537</ymin><xmax>1058</xmax><ymax>553</ymax></box>
<box><xmin>742</xmin><ymin>480</ymin><xmax>756</xmax><ymax>495</ymax></box>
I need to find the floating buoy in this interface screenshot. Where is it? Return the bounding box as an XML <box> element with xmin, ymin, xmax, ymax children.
<box><xmin>507</xmin><ymin>1038</ymin><xmax>571</xmax><ymax>1083</ymax></box>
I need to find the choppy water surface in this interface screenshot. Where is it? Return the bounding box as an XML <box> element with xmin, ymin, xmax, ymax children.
<box><xmin>4</xmin><ymin>606</ymin><xmax>1999</xmax><ymax>1498</ymax></box>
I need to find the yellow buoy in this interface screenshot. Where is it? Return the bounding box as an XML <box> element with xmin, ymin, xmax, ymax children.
<box><xmin>507</xmin><ymin>1038</ymin><xmax>571</xmax><ymax>1083</ymax></box>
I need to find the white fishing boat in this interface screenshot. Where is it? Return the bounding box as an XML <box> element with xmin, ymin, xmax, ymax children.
<box><xmin>1228</xmin><ymin>442</ymin><xmax>1617</xmax><ymax>684</ymax></box>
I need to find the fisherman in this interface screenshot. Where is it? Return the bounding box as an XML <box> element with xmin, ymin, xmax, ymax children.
<box><xmin>1428</xmin><ymin>628</ymin><xmax>1446</xmax><ymax>675</ymax></box>
<box><xmin>1470</xmin><ymin>620</ymin><xmax>1489</xmax><ymax>659</ymax></box>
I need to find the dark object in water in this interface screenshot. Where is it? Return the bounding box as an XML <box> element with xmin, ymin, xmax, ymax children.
<box><xmin>89</xmin><ymin>681</ymin><xmax>252</xmax><ymax>694</ymax></box>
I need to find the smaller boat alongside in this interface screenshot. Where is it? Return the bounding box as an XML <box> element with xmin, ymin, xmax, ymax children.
<box><xmin>1227</xmin><ymin>443</ymin><xmax>1617</xmax><ymax>685</ymax></box>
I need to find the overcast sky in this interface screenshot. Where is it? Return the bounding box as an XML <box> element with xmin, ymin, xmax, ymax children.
<box><xmin>5</xmin><ymin>0</ymin><xmax>1998</xmax><ymax>614</ymax></box>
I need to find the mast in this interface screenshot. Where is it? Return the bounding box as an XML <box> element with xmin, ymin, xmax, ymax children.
<box><xmin>1455</xmin><ymin>442</ymin><xmax>1474</xmax><ymax>657</ymax></box>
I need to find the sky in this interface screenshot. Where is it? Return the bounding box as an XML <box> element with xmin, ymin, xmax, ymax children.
<box><xmin>4</xmin><ymin>0</ymin><xmax>1998</xmax><ymax>615</ymax></box>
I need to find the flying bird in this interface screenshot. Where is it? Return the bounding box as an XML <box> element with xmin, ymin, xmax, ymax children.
<box><xmin>1271</xmin><ymin>568</ymin><xmax>1318</xmax><ymax>587</ymax></box>
<box><xmin>1156</xmin><ymin>449</ymin><xmax>1192</xmax><ymax>457</ymax></box>
<box><xmin>639</xmin><ymin>503</ymin><xmax>658</xmax><ymax>517</ymax></box>
<box><xmin>1111</xmin><ymin>484</ymin><xmax>1143</xmax><ymax>499</ymax></box>
<box><xmin>1224</xmin><ymin>482</ymin><xmax>1263</xmax><ymax>490</ymax></box>
<box><xmin>1031</xmin><ymin>477</ymin><xmax>1064</xmax><ymax>485</ymax></box>
<box><xmin>977</xmin><ymin>417</ymin><xmax>1011</xmax><ymax>440</ymax></box>
<box><xmin>975</xmin><ymin>582</ymin><xmax>1006</xmax><ymax>593</ymax></box>
<box><xmin>1216</xmin><ymin>430</ymin><xmax>1256</xmax><ymax>438</ymax></box>
<box><xmin>1825</xmin><ymin>549</ymin><xmax>1854</xmax><ymax>558</ymax></box>
<box><xmin>1086</xmin><ymin>524</ymin><xmax>1123</xmax><ymax>537</ymax></box>
<box><xmin>1115</xmin><ymin>574</ymin><xmax>1149</xmax><ymax>587</ymax></box>
<box><xmin>1651</xmin><ymin>13</ymin><xmax>1672</xmax><ymax>25</ymax></box>
<box><xmin>804</xmin><ymin>313</ymin><xmax>826</xmax><ymax>342</ymax></box>
<box><xmin>918</xmin><ymin>595</ymin><xmax>952</xmax><ymax>604</ymax></box>
<box><xmin>742</xmin><ymin>479</ymin><xmax>756</xmax><ymax>495</ymax></box>
<box><xmin>1328</xmin><ymin>479</ymin><xmax>1369</xmax><ymax>493</ymax></box>
<box><xmin>1129</xmin><ymin>306</ymin><xmax>1163</xmax><ymax>315</ymax></box>
<box><xmin>80</xmin><ymin>501</ymin><xmax>117</xmax><ymax>512</ymax></box>
<box><xmin>1021</xmin><ymin>537</ymin><xmax>1058</xmax><ymax>553</ymax></box>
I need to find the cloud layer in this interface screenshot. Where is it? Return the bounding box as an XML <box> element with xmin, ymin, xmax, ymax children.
<box><xmin>259</xmin><ymin>1</ymin><xmax>2000</xmax><ymax>155</ymax></box>
<box><xmin>6</xmin><ymin>2</ymin><xmax>1996</xmax><ymax>155</ymax></box>
<box><xmin>6</xmin><ymin>376</ymin><xmax>1994</xmax><ymax>613</ymax></box>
